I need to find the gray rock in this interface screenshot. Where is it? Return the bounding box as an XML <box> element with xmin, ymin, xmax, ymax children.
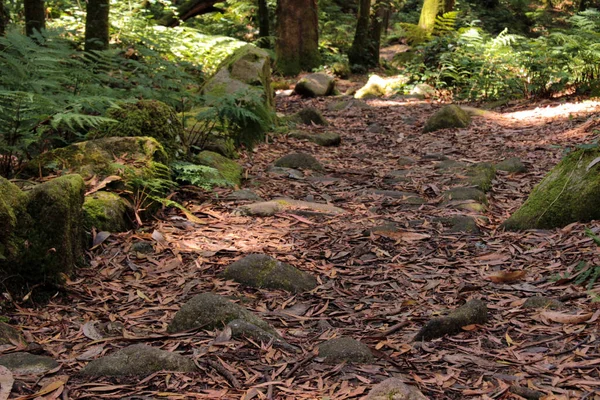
<box><xmin>383</xmin><ymin>170</ymin><xmax>410</xmax><ymax>184</ymax></box>
<box><xmin>318</xmin><ymin>337</ymin><xmax>374</xmax><ymax>364</ymax></box>
<box><xmin>0</xmin><ymin>322</ymin><xmax>24</xmax><ymax>346</ymax></box>
<box><xmin>274</xmin><ymin>153</ymin><xmax>324</xmax><ymax>171</ymax></box>
<box><xmin>267</xmin><ymin>166</ymin><xmax>305</xmax><ymax>179</ymax></box>
<box><xmin>235</xmin><ymin>198</ymin><xmax>344</xmax><ymax>217</ymax></box>
<box><xmin>294</xmin><ymin>73</ymin><xmax>335</xmax><ymax>97</ymax></box>
<box><xmin>0</xmin><ymin>352</ymin><xmax>58</xmax><ymax>375</ymax></box>
<box><xmin>130</xmin><ymin>241</ymin><xmax>154</xmax><ymax>254</ymax></box>
<box><xmin>288</xmin><ymin>131</ymin><xmax>341</xmax><ymax>147</ymax></box>
<box><xmin>414</xmin><ymin>299</ymin><xmax>488</xmax><ymax>341</ymax></box>
<box><xmin>228</xmin><ymin>319</ymin><xmax>297</xmax><ymax>352</ymax></box>
<box><xmin>423</xmin><ymin>105</ymin><xmax>470</xmax><ymax>133</ymax></box>
<box><xmin>365</xmin><ymin>377</ymin><xmax>428</xmax><ymax>400</ymax></box>
<box><xmin>466</xmin><ymin>162</ymin><xmax>496</xmax><ymax>192</ymax></box>
<box><xmin>288</xmin><ymin>107</ymin><xmax>328</xmax><ymax>126</ymax></box>
<box><xmin>435</xmin><ymin>159</ymin><xmax>467</xmax><ymax>171</ymax></box>
<box><xmin>80</xmin><ymin>344</ymin><xmax>196</xmax><ymax>377</ymax></box>
<box><xmin>397</xmin><ymin>156</ymin><xmax>417</xmax><ymax>166</ymax></box>
<box><xmin>435</xmin><ymin>216</ymin><xmax>480</xmax><ymax>234</ymax></box>
<box><xmin>442</xmin><ymin>187</ymin><xmax>487</xmax><ymax>205</ymax></box>
<box><xmin>222</xmin><ymin>254</ymin><xmax>317</xmax><ymax>293</ymax></box>
<box><xmin>496</xmin><ymin>157</ymin><xmax>527</xmax><ymax>173</ymax></box>
<box><xmin>167</xmin><ymin>293</ymin><xmax>278</xmax><ymax>335</ymax></box>
<box><xmin>367</xmin><ymin>123</ymin><xmax>384</xmax><ymax>133</ymax></box>
<box><xmin>225</xmin><ymin>190</ymin><xmax>264</xmax><ymax>202</ymax></box>
<box><xmin>523</xmin><ymin>296</ymin><xmax>564</xmax><ymax>310</ymax></box>
<box><xmin>369</xmin><ymin>190</ymin><xmax>425</xmax><ymax>205</ymax></box>
<box><xmin>422</xmin><ymin>153</ymin><xmax>448</xmax><ymax>161</ymax></box>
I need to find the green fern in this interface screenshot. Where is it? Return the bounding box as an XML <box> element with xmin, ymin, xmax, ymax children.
<box><xmin>171</xmin><ymin>161</ymin><xmax>230</xmax><ymax>190</ymax></box>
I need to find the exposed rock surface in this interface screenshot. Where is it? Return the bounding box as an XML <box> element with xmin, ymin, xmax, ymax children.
<box><xmin>288</xmin><ymin>107</ymin><xmax>328</xmax><ymax>126</ymax></box>
<box><xmin>496</xmin><ymin>157</ymin><xmax>527</xmax><ymax>173</ymax></box>
<box><xmin>466</xmin><ymin>163</ymin><xmax>496</xmax><ymax>192</ymax></box>
<box><xmin>228</xmin><ymin>319</ymin><xmax>297</xmax><ymax>352</ymax></box>
<box><xmin>435</xmin><ymin>215</ymin><xmax>481</xmax><ymax>234</ymax></box>
<box><xmin>294</xmin><ymin>73</ymin><xmax>336</xmax><ymax>97</ymax></box>
<box><xmin>523</xmin><ymin>296</ymin><xmax>564</xmax><ymax>310</ymax></box>
<box><xmin>365</xmin><ymin>377</ymin><xmax>428</xmax><ymax>400</ymax></box>
<box><xmin>235</xmin><ymin>198</ymin><xmax>344</xmax><ymax>217</ymax></box>
<box><xmin>318</xmin><ymin>337</ymin><xmax>374</xmax><ymax>364</ymax></box>
<box><xmin>80</xmin><ymin>344</ymin><xmax>196</xmax><ymax>377</ymax></box>
<box><xmin>423</xmin><ymin>105</ymin><xmax>470</xmax><ymax>133</ymax></box>
<box><xmin>222</xmin><ymin>254</ymin><xmax>317</xmax><ymax>293</ymax></box>
<box><xmin>0</xmin><ymin>352</ymin><xmax>58</xmax><ymax>374</ymax></box>
<box><xmin>225</xmin><ymin>190</ymin><xmax>264</xmax><ymax>202</ymax></box>
<box><xmin>288</xmin><ymin>131</ymin><xmax>341</xmax><ymax>147</ymax></box>
<box><xmin>168</xmin><ymin>293</ymin><xmax>278</xmax><ymax>335</ymax></box>
<box><xmin>414</xmin><ymin>299</ymin><xmax>488</xmax><ymax>341</ymax></box>
<box><xmin>0</xmin><ymin>322</ymin><xmax>25</xmax><ymax>346</ymax></box>
<box><xmin>274</xmin><ymin>153</ymin><xmax>324</xmax><ymax>171</ymax></box>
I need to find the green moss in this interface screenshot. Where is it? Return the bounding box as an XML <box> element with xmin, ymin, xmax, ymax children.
<box><xmin>318</xmin><ymin>337</ymin><xmax>374</xmax><ymax>364</ymax></box>
<box><xmin>467</xmin><ymin>162</ymin><xmax>496</xmax><ymax>192</ymax></box>
<box><xmin>92</xmin><ymin>100</ymin><xmax>184</xmax><ymax>160</ymax></box>
<box><xmin>423</xmin><ymin>105</ymin><xmax>471</xmax><ymax>133</ymax></box>
<box><xmin>503</xmin><ymin>148</ymin><xmax>600</xmax><ymax>230</ymax></box>
<box><xmin>0</xmin><ymin>178</ymin><xmax>26</xmax><ymax>261</ymax></box>
<box><xmin>274</xmin><ymin>152</ymin><xmax>324</xmax><ymax>171</ymax></box>
<box><xmin>287</xmin><ymin>108</ymin><xmax>328</xmax><ymax>126</ymax></box>
<box><xmin>192</xmin><ymin>151</ymin><xmax>242</xmax><ymax>187</ymax></box>
<box><xmin>83</xmin><ymin>191</ymin><xmax>132</xmax><ymax>233</ymax></box>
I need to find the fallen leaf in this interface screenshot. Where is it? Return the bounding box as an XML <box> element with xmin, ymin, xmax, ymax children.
<box><xmin>0</xmin><ymin>366</ymin><xmax>13</xmax><ymax>400</ymax></box>
<box><xmin>82</xmin><ymin>321</ymin><xmax>103</xmax><ymax>340</ymax></box>
<box><xmin>488</xmin><ymin>270</ymin><xmax>526</xmax><ymax>283</ymax></box>
<box><xmin>540</xmin><ymin>311</ymin><xmax>593</xmax><ymax>324</ymax></box>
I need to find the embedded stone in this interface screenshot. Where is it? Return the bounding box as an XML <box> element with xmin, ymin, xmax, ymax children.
<box><xmin>523</xmin><ymin>296</ymin><xmax>564</xmax><ymax>310</ymax></box>
<box><xmin>288</xmin><ymin>107</ymin><xmax>328</xmax><ymax>126</ymax></box>
<box><xmin>0</xmin><ymin>352</ymin><xmax>58</xmax><ymax>375</ymax></box>
<box><xmin>365</xmin><ymin>377</ymin><xmax>428</xmax><ymax>400</ymax></box>
<box><xmin>423</xmin><ymin>105</ymin><xmax>470</xmax><ymax>133</ymax></box>
<box><xmin>288</xmin><ymin>131</ymin><xmax>341</xmax><ymax>147</ymax></box>
<box><xmin>496</xmin><ymin>157</ymin><xmax>527</xmax><ymax>173</ymax></box>
<box><xmin>274</xmin><ymin>153</ymin><xmax>324</xmax><ymax>171</ymax></box>
<box><xmin>414</xmin><ymin>299</ymin><xmax>488</xmax><ymax>341</ymax></box>
<box><xmin>318</xmin><ymin>337</ymin><xmax>373</xmax><ymax>364</ymax></box>
<box><xmin>294</xmin><ymin>73</ymin><xmax>335</xmax><ymax>97</ymax></box>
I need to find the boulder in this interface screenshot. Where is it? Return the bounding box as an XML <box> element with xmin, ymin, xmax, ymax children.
<box><xmin>294</xmin><ymin>73</ymin><xmax>336</xmax><ymax>97</ymax></box>
<box><xmin>414</xmin><ymin>299</ymin><xmax>488</xmax><ymax>341</ymax></box>
<box><xmin>274</xmin><ymin>153</ymin><xmax>323</xmax><ymax>171</ymax></box>
<box><xmin>0</xmin><ymin>322</ymin><xmax>25</xmax><ymax>346</ymax></box>
<box><xmin>0</xmin><ymin>352</ymin><xmax>58</xmax><ymax>375</ymax></box>
<box><xmin>192</xmin><ymin>151</ymin><xmax>243</xmax><ymax>187</ymax></box>
<box><xmin>83</xmin><ymin>191</ymin><xmax>132</xmax><ymax>232</ymax></box>
<box><xmin>0</xmin><ymin>178</ymin><xmax>27</xmax><ymax>262</ymax></box>
<box><xmin>318</xmin><ymin>337</ymin><xmax>373</xmax><ymax>364</ymax></box>
<box><xmin>496</xmin><ymin>157</ymin><xmax>527</xmax><ymax>173</ymax></box>
<box><xmin>221</xmin><ymin>254</ymin><xmax>317</xmax><ymax>293</ymax></box>
<box><xmin>466</xmin><ymin>162</ymin><xmax>496</xmax><ymax>192</ymax></box>
<box><xmin>288</xmin><ymin>131</ymin><xmax>341</xmax><ymax>147</ymax></box>
<box><xmin>365</xmin><ymin>378</ymin><xmax>428</xmax><ymax>400</ymax></box>
<box><xmin>503</xmin><ymin>148</ymin><xmax>600</xmax><ymax>230</ymax></box>
<box><xmin>23</xmin><ymin>137</ymin><xmax>170</xmax><ymax>184</ymax></box>
<box><xmin>92</xmin><ymin>100</ymin><xmax>183</xmax><ymax>160</ymax></box>
<box><xmin>288</xmin><ymin>107</ymin><xmax>328</xmax><ymax>126</ymax></box>
<box><xmin>167</xmin><ymin>292</ymin><xmax>278</xmax><ymax>335</ymax></box>
<box><xmin>202</xmin><ymin>44</ymin><xmax>274</xmax><ymax>112</ymax></box>
<box><xmin>80</xmin><ymin>344</ymin><xmax>196</xmax><ymax>377</ymax></box>
<box><xmin>19</xmin><ymin>175</ymin><xmax>86</xmax><ymax>282</ymax></box>
<box><xmin>354</xmin><ymin>75</ymin><xmax>408</xmax><ymax>99</ymax></box>
<box><xmin>423</xmin><ymin>105</ymin><xmax>470</xmax><ymax>133</ymax></box>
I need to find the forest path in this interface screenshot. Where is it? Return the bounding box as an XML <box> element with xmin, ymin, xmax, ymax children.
<box><xmin>18</xmin><ymin>96</ymin><xmax>600</xmax><ymax>398</ymax></box>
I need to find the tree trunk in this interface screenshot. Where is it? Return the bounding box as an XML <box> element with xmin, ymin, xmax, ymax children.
<box><xmin>418</xmin><ymin>0</ymin><xmax>446</xmax><ymax>31</ymax></box>
<box><xmin>24</xmin><ymin>0</ymin><xmax>45</xmax><ymax>36</ymax></box>
<box><xmin>0</xmin><ymin>0</ymin><xmax>8</xmax><ymax>36</ymax></box>
<box><xmin>84</xmin><ymin>0</ymin><xmax>110</xmax><ymax>51</ymax></box>
<box><xmin>368</xmin><ymin>0</ymin><xmax>389</xmax><ymax>66</ymax></box>
<box><xmin>348</xmin><ymin>0</ymin><xmax>372</xmax><ymax>70</ymax></box>
<box><xmin>258</xmin><ymin>0</ymin><xmax>269</xmax><ymax>40</ymax></box>
<box><xmin>275</xmin><ymin>0</ymin><xmax>321</xmax><ymax>76</ymax></box>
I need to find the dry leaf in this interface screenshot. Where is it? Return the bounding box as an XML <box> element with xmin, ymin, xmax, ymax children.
<box><xmin>82</xmin><ymin>321</ymin><xmax>103</xmax><ymax>340</ymax></box>
<box><xmin>540</xmin><ymin>311</ymin><xmax>593</xmax><ymax>324</ymax></box>
<box><xmin>488</xmin><ymin>270</ymin><xmax>526</xmax><ymax>283</ymax></box>
<box><xmin>0</xmin><ymin>366</ymin><xmax>13</xmax><ymax>400</ymax></box>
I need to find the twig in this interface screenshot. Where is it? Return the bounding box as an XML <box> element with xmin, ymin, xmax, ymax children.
<box><xmin>200</xmin><ymin>359</ymin><xmax>241</xmax><ymax>389</ymax></box>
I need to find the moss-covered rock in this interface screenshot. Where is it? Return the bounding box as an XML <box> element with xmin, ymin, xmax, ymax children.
<box><xmin>331</xmin><ymin>62</ymin><xmax>351</xmax><ymax>79</ymax></box>
<box><xmin>80</xmin><ymin>344</ymin><xmax>197</xmax><ymax>377</ymax></box>
<box><xmin>434</xmin><ymin>215</ymin><xmax>481</xmax><ymax>234</ymax></box>
<box><xmin>167</xmin><ymin>292</ymin><xmax>279</xmax><ymax>335</ymax></box>
<box><xmin>235</xmin><ymin>198</ymin><xmax>344</xmax><ymax>217</ymax></box>
<box><xmin>326</xmin><ymin>98</ymin><xmax>372</xmax><ymax>112</ymax></box>
<box><xmin>496</xmin><ymin>157</ymin><xmax>527</xmax><ymax>173</ymax></box>
<box><xmin>0</xmin><ymin>322</ymin><xmax>25</xmax><ymax>346</ymax></box>
<box><xmin>354</xmin><ymin>75</ymin><xmax>409</xmax><ymax>99</ymax></box>
<box><xmin>318</xmin><ymin>337</ymin><xmax>374</xmax><ymax>364</ymax></box>
<box><xmin>225</xmin><ymin>190</ymin><xmax>263</xmax><ymax>202</ymax></box>
<box><xmin>83</xmin><ymin>191</ymin><xmax>132</xmax><ymax>232</ymax></box>
<box><xmin>288</xmin><ymin>131</ymin><xmax>341</xmax><ymax>147</ymax></box>
<box><xmin>202</xmin><ymin>44</ymin><xmax>274</xmax><ymax>113</ymax></box>
<box><xmin>466</xmin><ymin>162</ymin><xmax>496</xmax><ymax>192</ymax></box>
<box><xmin>503</xmin><ymin>148</ymin><xmax>600</xmax><ymax>230</ymax></box>
<box><xmin>414</xmin><ymin>299</ymin><xmax>488</xmax><ymax>341</ymax></box>
<box><xmin>294</xmin><ymin>73</ymin><xmax>336</xmax><ymax>97</ymax></box>
<box><xmin>192</xmin><ymin>151</ymin><xmax>243</xmax><ymax>187</ymax></box>
<box><xmin>287</xmin><ymin>107</ymin><xmax>328</xmax><ymax>126</ymax></box>
<box><xmin>523</xmin><ymin>296</ymin><xmax>564</xmax><ymax>310</ymax></box>
<box><xmin>0</xmin><ymin>178</ymin><xmax>27</xmax><ymax>261</ymax></box>
<box><xmin>92</xmin><ymin>100</ymin><xmax>183</xmax><ymax>160</ymax></box>
<box><xmin>227</xmin><ymin>319</ymin><xmax>297</xmax><ymax>352</ymax></box>
<box><xmin>221</xmin><ymin>254</ymin><xmax>317</xmax><ymax>293</ymax></box>
<box><xmin>274</xmin><ymin>153</ymin><xmax>323</xmax><ymax>171</ymax></box>
<box><xmin>23</xmin><ymin>137</ymin><xmax>169</xmax><ymax>184</ymax></box>
<box><xmin>365</xmin><ymin>378</ymin><xmax>428</xmax><ymax>400</ymax></box>
<box><xmin>423</xmin><ymin>105</ymin><xmax>470</xmax><ymax>133</ymax></box>
<box><xmin>443</xmin><ymin>187</ymin><xmax>487</xmax><ymax>205</ymax></box>
<box><xmin>0</xmin><ymin>352</ymin><xmax>58</xmax><ymax>375</ymax></box>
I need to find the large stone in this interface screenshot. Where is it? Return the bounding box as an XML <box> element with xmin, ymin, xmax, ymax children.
<box><xmin>503</xmin><ymin>148</ymin><xmax>600</xmax><ymax>230</ymax></box>
<box><xmin>0</xmin><ymin>352</ymin><xmax>58</xmax><ymax>375</ymax></box>
<box><xmin>288</xmin><ymin>131</ymin><xmax>341</xmax><ymax>147</ymax></box>
<box><xmin>423</xmin><ymin>105</ymin><xmax>470</xmax><ymax>133</ymax></box>
<box><xmin>202</xmin><ymin>44</ymin><xmax>274</xmax><ymax>113</ymax></box>
<box><xmin>222</xmin><ymin>254</ymin><xmax>317</xmax><ymax>293</ymax></box>
<box><xmin>80</xmin><ymin>344</ymin><xmax>196</xmax><ymax>377</ymax></box>
<box><xmin>83</xmin><ymin>191</ymin><xmax>132</xmax><ymax>232</ymax></box>
<box><xmin>167</xmin><ymin>292</ymin><xmax>278</xmax><ymax>335</ymax></box>
<box><xmin>287</xmin><ymin>107</ymin><xmax>328</xmax><ymax>126</ymax></box>
<box><xmin>192</xmin><ymin>151</ymin><xmax>243</xmax><ymax>187</ymax></box>
<box><xmin>294</xmin><ymin>73</ymin><xmax>336</xmax><ymax>97</ymax></box>
<box><xmin>414</xmin><ymin>299</ymin><xmax>488</xmax><ymax>341</ymax></box>
<box><xmin>496</xmin><ymin>157</ymin><xmax>527</xmax><ymax>173</ymax></box>
<box><xmin>365</xmin><ymin>378</ymin><xmax>428</xmax><ymax>400</ymax></box>
<box><xmin>92</xmin><ymin>100</ymin><xmax>183</xmax><ymax>160</ymax></box>
<box><xmin>354</xmin><ymin>75</ymin><xmax>409</xmax><ymax>99</ymax></box>
<box><xmin>23</xmin><ymin>137</ymin><xmax>170</xmax><ymax>184</ymax></box>
<box><xmin>318</xmin><ymin>337</ymin><xmax>373</xmax><ymax>364</ymax></box>
<box><xmin>0</xmin><ymin>178</ymin><xmax>27</xmax><ymax>262</ymax></box>
<box><xmin>19</xmin><ymin>175</ymin><xmax>86</xmax><ymax>282</ymax></box>
<box><xmin>274</xmin><ymin>153</ymin><xmax>323</xmax><ymax>171</ymax></box>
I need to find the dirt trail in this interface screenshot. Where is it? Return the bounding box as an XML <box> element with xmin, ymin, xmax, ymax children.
<box><xmin>12</xmin><ymin>95</ymin><xmax>600</xmax><ymax>399</ymax></box>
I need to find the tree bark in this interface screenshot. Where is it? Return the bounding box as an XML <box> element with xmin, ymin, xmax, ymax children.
<box><xmin>418</xmin><ymin>0</ymin><xmax>454</xmax><ymax>31</ymax></box>
<box><xmin>258</xmin><ymin>0</ymin><xmax>269</xmax><ymax>40</ymax></box>
<box><xmin>0</xmin><ymin>0</ymin><xmax>8</xmax><ymax>36</ymax></box>
<box><xmin>348</xmin><ymin>0</ymin><xmax>372</xmax><ymax>70</ymax></box>
<box><xmin>368</xmin><ymin>0</ymin><xmax>389</xmax><ymax>66</ymax></box>
<box><xmin>24</xmin><ymin>0</ymin><xmax>45</xmax><ymax>36</ymax></box>
<box><xmin>275</xmin><ymin>0</ymin><xmax>321</xmax><ymax>76</ymax></box>
<box><xmin>84</xmin><ymin>0</ymin><xmax>110</xmax><ymax>51</ymax></box>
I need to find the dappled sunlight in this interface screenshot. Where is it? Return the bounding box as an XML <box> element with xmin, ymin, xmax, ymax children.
<box><xmin>504</xmin><ymin>100</ymin><xmax>600</xmax><ymax>121</ymax></box>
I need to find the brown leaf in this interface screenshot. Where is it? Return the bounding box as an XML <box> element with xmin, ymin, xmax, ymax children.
<box><xmin>0</xmin><ymin>366</ymin><xmax>13</xmax><ymax>400</ymax></box>
<box><xmin>539</xmin><ymin>311</ymin><xmax>593</xmax><ymax>324</ymax></box>
<box><xmin>488</xmin><ymin>270</ymin><xmax>527</xmax><ymax>283</ymax></box>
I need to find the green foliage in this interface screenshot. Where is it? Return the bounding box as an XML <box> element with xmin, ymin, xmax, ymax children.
<box><xmin>171</xmin><ymin>161</ymin><xmax>230</xmax><ymax>190</ymax></box>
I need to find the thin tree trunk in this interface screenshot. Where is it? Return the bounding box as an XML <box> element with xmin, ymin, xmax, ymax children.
<box><xmin>258</xmin><ymin>0</ymin><xmax>269</xmax><ymax>41</ymax></box>
<box><xmin>84</xmin><ymin>0</ymin><xmax>110</xmax><ymax>51</ymax></box>
<box><xmin>24</xmin><ymin>0</ymin><xmax>45</xmax><ymax>36</ymax></box>
<box><xmin>275</xmin><ymin>0</ymin><xmax>320</xmax><ymax>76</ymax></box>
<box><xmin>0</xmin><ymin>0</ymin><xmax>8</xmax><ymax>36</ymax></box>
<box><xmin>368</xmin><ymin>0</ymin><xmax>389</xmax><ymax>66</ymax></box>
<box><xmin>418</xmin><ymin>0</ymin><xmax>453</xmax><ymax>31</ymax></box>
<box><xmin>348</xmin><ymin>0</ymin><xmax>371</xmax><ymax>70</ymax></box>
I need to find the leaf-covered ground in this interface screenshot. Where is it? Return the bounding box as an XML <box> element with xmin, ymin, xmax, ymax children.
<box><xmin>9</xmin><ymin>91</ymin><xmax>600</xmax><ymax>399</ymax></box>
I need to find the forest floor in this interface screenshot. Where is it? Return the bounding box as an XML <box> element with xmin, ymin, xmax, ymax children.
<box><xmin>9</xmin><ymin>90</ymin><xmax>600</xmax><ymax>399</ymax></box>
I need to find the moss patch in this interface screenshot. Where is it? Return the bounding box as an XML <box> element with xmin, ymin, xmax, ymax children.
<box><xmin>83</xmin><ymin>191</ymin><xmax>132</xmax><ymax>232</ymax></box>
<box><xmin>503</xmin><ymin>148</ymin><xmax>600</xmax><ymax>230</ymax></box>
<box><xmin>496</xmin><ymin>157</ymin><xmax>527</xmax><ymax>173</ymax></box>
<box><xmin>288</xmin><ymin>131</ymin><xmax>341</xmax><ymax>147</ymax></box>
<box><xmin>192</xmin><ymin>151</ymin><xmax>243</xmax><ymax>187</ymax></box>
<box><xmin>423</xmin><ymin>105</ymin><xmax>471</xmax><ymax>133</ymax></box>
<box><xmin>318</xmin><ymin>337</ymin><xmax>374</xmax><ymax>364</ymax></box>
<box><xmin>287</xmin><ymin>108</ymin><xmax>328</xmax><ymax>126</ymax></box>
<box><xmin>466</xmin><ymin>162</ymin><xmax>496</xmax><ymax>192</ymax></box>
<box><xmin>0</xmin><ymin>178</ymin><xmax>26</xmax><ymax>261</ymax></box>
